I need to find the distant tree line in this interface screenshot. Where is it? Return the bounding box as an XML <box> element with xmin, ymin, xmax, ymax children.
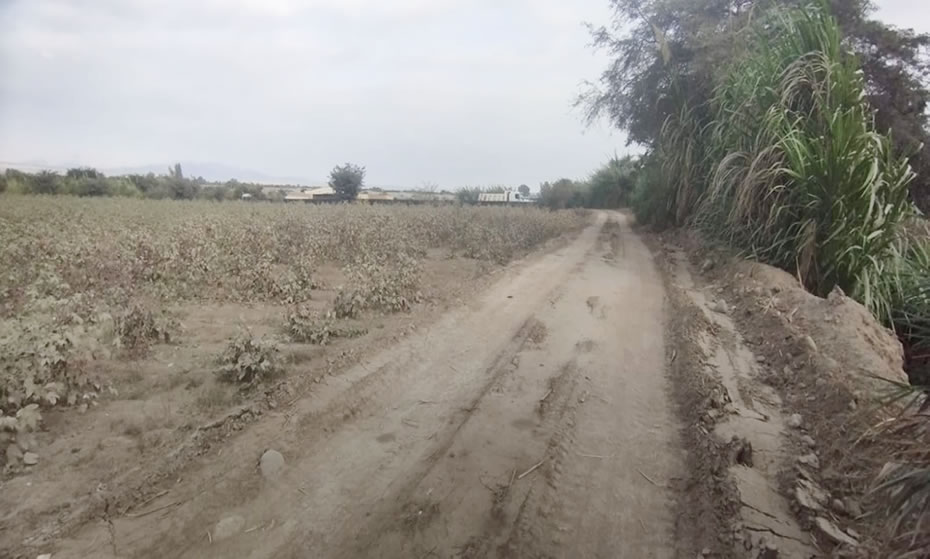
<box><xmin>0</xmin><ymin>157</ymin><xmax>640</xmax><ymax>210</ymax></box>
<box><xmin>536</xmin><ymin>156</ymin><xmax>640</xmax><ymax>210</ymax></box>
<box><xmin>0</xmin><ymin>164</ymin><xmax>275</xmax><ymax>201</ymax></box>
<box><xmin>450</xmin><ymin>156</ymin><xmax>640</xmax><ymax>210</ymax></box>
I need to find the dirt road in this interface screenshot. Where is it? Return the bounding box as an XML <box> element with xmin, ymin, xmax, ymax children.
<box><xmin>57</xmin><ymin>212</ymin><xmax>684</xmax><ymax>558</ymax></box>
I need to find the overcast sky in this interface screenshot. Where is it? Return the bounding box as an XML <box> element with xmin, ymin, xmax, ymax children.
<box><xmin>0</xmin><ymin>1</ymin><xmax>926</xmax><ymax>187</ymax></box>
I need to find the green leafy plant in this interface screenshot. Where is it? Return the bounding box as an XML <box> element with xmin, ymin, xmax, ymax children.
<box><xmin>216</xmin><ymin>332</ymin><xmax>281</xmax><ymax>387</ymax></box>
<box><xmin>285</xmin><ymin>305</ymin><xmax>367</xmax><ymax>345</ymax></box>
<box><xmin>117</xmin><ymin>303</ymin><xmax>176</xmax><ymax>356</ymax></box>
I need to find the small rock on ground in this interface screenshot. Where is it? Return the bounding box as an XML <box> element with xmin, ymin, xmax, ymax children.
<box><xmin>795</xmin><ymin>482</ymin><xmax>828</xmax><ymax>512</ymax></box>
<box><xmin>801</xmin><ymin>335</ymin><xmax>818</xmax><ymax>353</ymax></box>
<box><xmin>800</xmin><ymin>435</ymin><xmax>816</xmax><ymax>448</ymax></box>
<box><xmin>798</xmin><ymin>453</ymin><xmax>821</xmax><ymax>470</ymax></box>
<box><xmin>787</xmin><ymin>414</ymin><xmax>803</xmax><ymax>429</ymax></box>
<box><xmin>23</xmin><ymin>452</ymin><xmax>39</xmax><ymax>466</ymax></box>
<box><xmin>260</xmin><ymin>449</ymin><xmax>285</xmax><ymax>479</ymax></box>
<box><xmin>844</xmin><ymin>498</ymin><xmax>863</xmax><ymax>518</ymax></box>
<box><xmin>797</xmin><ymin>453</ymin><xmax>820</xmax><ymax>469</ymax></box>
<box><xmin>711</xmin><ymin>300</ymin><xmax>729</xmax><ymax>314</ymax></box>
<box><xmin>814</xmin><ymin>516</ymin><xmax>858</xmax><ymax>547</ymax></box>
<box><xmin>213</xmin><ymin>515</ymin><xmax>245</xmax><ymax>541</ymax></box>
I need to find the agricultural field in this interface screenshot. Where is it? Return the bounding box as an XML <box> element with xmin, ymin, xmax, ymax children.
<box><xmin>0</xmin><ymin>195</ymin><xmax>588</xmax><ymax>552</ymax></box>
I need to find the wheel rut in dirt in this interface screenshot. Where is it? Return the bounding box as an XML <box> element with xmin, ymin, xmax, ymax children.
<box><xmin>52</xmin><ymin>212</ymin><xmax>684</xmax><ymax>559</ymax></box>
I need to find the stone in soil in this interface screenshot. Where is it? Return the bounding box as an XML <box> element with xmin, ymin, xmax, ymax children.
<box><xmin>787</xmin><ymin>413</ymin><xmax>803</xmax><ymax>429</ymax></box>
<box><xmin>813</xmin><ymin>516</ymin><xmax>858</xmax><ymax>547</ymax></box>
<box><xmin>800</xmin><ymin>435</ymin><xmax>816</xmax><ymax>448</ymax></box>
<box><xmin>795</xmin><ymin>481</ymin><xmax>828</xmax><ymax>512</ymax></box>
<box><xmin>23</xmin><ymin>452</ymin><xmax>38</xmax><ymax>466</ymax></box>
<box><xmin>801</xmin><ymin>335</ymin><xmax>817</xmax><ymax>353</ymax></box>
<box><xmin>260</xmin><ymin>449</ymin><xmax>285</xmax><ymax>479</ymax></box>
<box><xmin>844</xmin><ymin>498</ymin><xmax>863</xmax><ymax>518</ymax></box>
<box><xmin>797</xmin><ymin>453</ymin><xmax>820</xmax><ymax>470</ymax></box>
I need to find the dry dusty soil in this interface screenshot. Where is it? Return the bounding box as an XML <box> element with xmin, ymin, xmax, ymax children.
<box><xmin>10</xmin><ymin>211</ymin><xmax>858</xmax><ymax>559</ymax></box>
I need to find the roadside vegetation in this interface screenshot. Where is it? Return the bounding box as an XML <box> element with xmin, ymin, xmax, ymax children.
<box><xmin>582</xmin><ymin>0</ymin><xmax>929</xmax><ymax>553</ymax></box>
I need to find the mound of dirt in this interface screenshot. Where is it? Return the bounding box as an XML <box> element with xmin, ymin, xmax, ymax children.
<box><xmin>736</xmin><ymin>261</ymin><xmax>908</xmax><ymax>389</ymax></box>
<box><xmin>664</xmin><ymin>229</ymin><xmax>915</xmax><ymax>556</ymax></box>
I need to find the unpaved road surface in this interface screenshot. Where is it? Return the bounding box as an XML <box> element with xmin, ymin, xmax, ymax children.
<box><xmin>57</xmin><ymin>212</ymin><xmax>684</xmax><ymax>558</ymax></box>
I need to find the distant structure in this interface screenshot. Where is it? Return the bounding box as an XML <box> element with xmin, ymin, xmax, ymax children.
<box><xmin>280</xmin><ymin>187</ymin><xmax>459</xmax><ymax>205</ymax></box>
<box><xmin>284</xmin><ymin>186</ymin><xmax>338</xmax><ymax>203</ymax></box>
<box><xmin>477</xmin><ymin>191</ymin><xmax>532</xmax><ymax>205</ymax></box>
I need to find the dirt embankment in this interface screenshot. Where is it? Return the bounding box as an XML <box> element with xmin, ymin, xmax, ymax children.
<box><xmin>651</xmin><ymin>229</ymin><xmax>919</xmax><ymax>558</ymax></box>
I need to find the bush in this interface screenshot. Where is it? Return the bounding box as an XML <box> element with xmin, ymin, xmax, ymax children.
<box><xmin>285</xmin><ymin>305</ymin><xmax>367</xmax><ymax>345</ymax></box>
<box><xmin>630</xmin><ymin>156</ymin><xmax>673</xmax><ymax>226</ymax></box>
<box><xmin>216</xmin><ymin>332</ymin><xmax>281</xmax><ymax>387</ymax></box>
<box><xmin>587</xmin><ymin>156</ymin><xmax>639</xmax><ymax>208</ymax></box>
<box><xmin>117</xmin><ymin>303</ymin><xmax>175</xmax><ymax>356</ymax></box>
<box><xmin>333</xmin><ymin>254</ymin><xmax>422</xmax><ymax>317</ymax></box>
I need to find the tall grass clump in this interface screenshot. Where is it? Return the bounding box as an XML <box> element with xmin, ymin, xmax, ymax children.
<box><xmin>696</xmin><ymin>5</ymin><xmax>915</xmax><ymax>299</ymax></box>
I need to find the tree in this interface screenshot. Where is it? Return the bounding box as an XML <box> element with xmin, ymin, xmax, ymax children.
<box><xmin>456</xmin><ymin>187</ymin><xmax>481</xmax><ymax>204</ymax></box>
<box><xmin>328</xmin><ymin>163</ymin><xmax>365</xmax><ymax>201</ymax></box>
<box><xmin>581</xmin><ymin>0</ymin><xmax>930</xmax><ymax>212</ymax></box>
<box><xmin>587</xmin><ymin>156</ymin><xmax>639</xmax><ymax>208</ymax></box>
<box><xmin>66</xmin><ymin>167</ymin><xmax>103</xmax><ymax>180</ymax></box>
<box><xmin>518</xmin><ymin>184</ymin><xmax>531</xmax><ymax>197</ymax></box>
<box><xmin>539</xmin><ymin>178</ymin><xmax>587</xmax><ymax>210</ymax></box>
<box><xmin>32</xmin><ymin>170</ymin><xmax>62</xmax><ymax>195</ymax></box>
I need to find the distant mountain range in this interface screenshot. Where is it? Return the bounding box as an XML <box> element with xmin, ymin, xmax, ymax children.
<box><xmin>0</xmin><ymin>160</ymin><xmax>324</xmax><ymax>186</ymax></box>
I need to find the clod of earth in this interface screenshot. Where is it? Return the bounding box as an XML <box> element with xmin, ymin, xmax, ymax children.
<box><xmin>23</xmin><ymin>452</ymin><xmax>38</xmax><ymax>466</ymax></box>
<box><xmin>260</xmin><ymin>449</ymin><xmax>285</xmax><ymax>479</ymax></box>
<box><xmin>795</xmin><ymin>481</ymin><xmax>828</xmax><ymax>512</ymax></box>
<box><xmin>797</xmin><ymin>453</ymin><xmax>820</xmax><ymax>470</ymax></box>
<box><xmin>844</xmin><ymin>498</ymin><xmax>863</xmax><ymax>518</ymax></box>
<box><xmin>801</xmin><ymin>335</ymin><xmax>817</xmax><ymax>353</ymax></box>
<box><xmin>813</xmin><ymin>516</ymin><xmax>858</xmax><ymax>548</ymax></box>
<box><xmin>787</xmin><ymin>414</ymin><xmax>803</xmax><ymax>429</ymax></box>
<box><xmin>710</xmin><ymin>300</ymin><xmax>729</xmax><ymax>314</ymax></box>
